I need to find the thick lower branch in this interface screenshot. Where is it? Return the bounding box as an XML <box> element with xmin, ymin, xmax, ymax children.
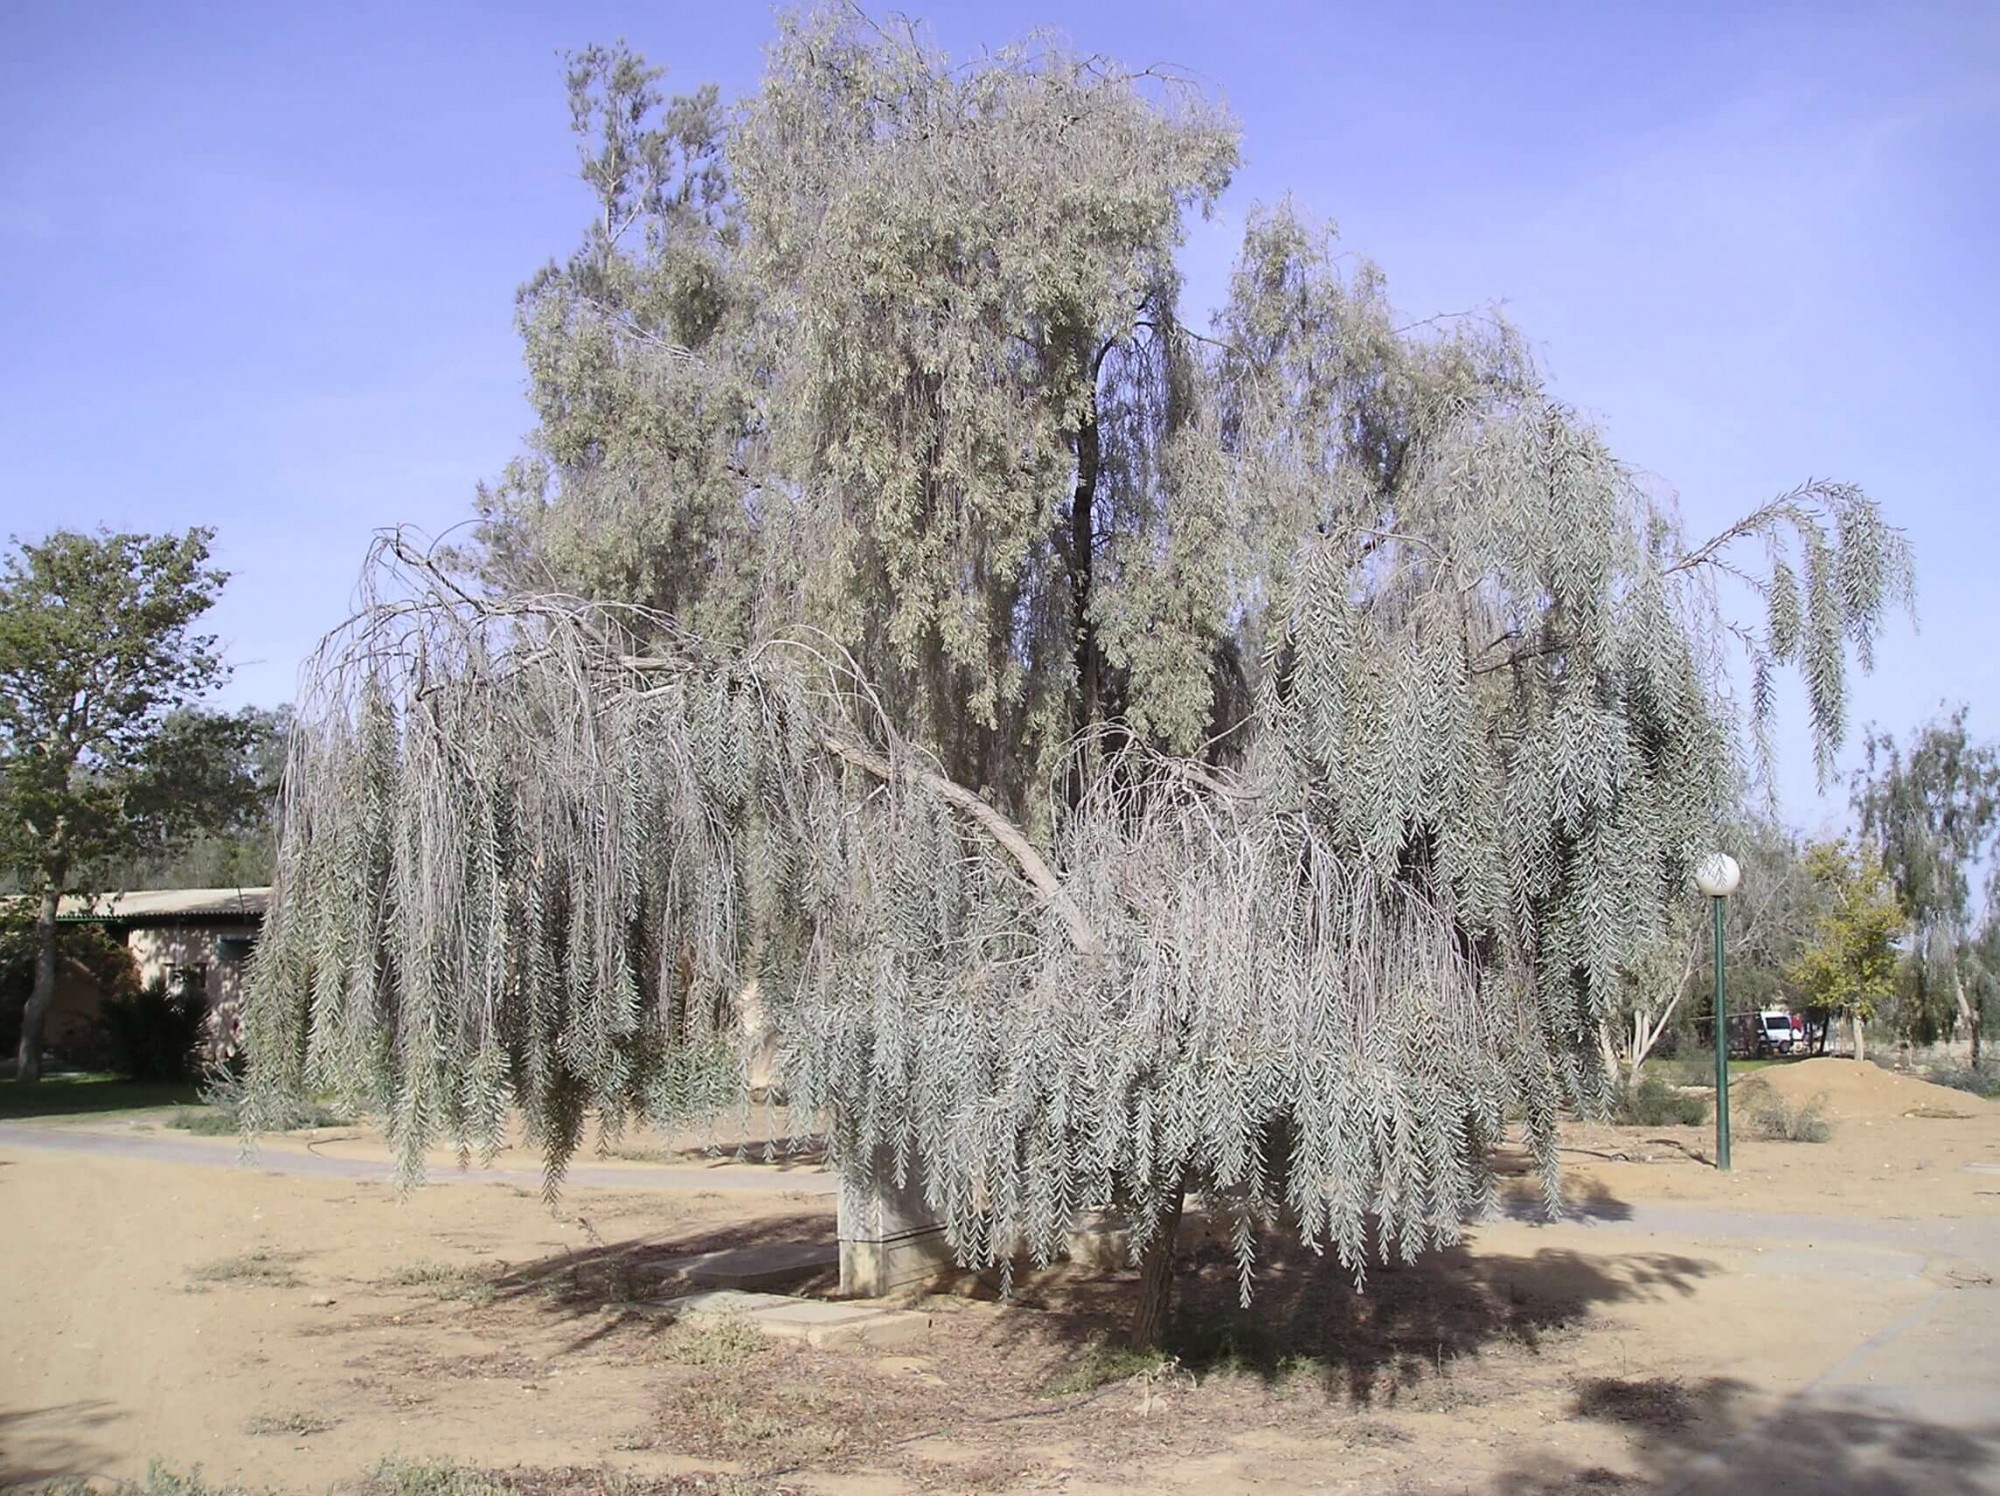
<box><xmin>820</xmin><ymin>734</ymin><xmax>1104</xmax><ymax>958</ymax></box>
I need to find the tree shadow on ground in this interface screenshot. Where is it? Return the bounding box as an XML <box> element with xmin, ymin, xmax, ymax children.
<box><xmin>471</xmin><ymin>1185</ymin><xmax>1701</xmax><ymax>1409</ymax></box>
<box><xmin>1064</xmin><ymin>1224</ymin><xmax>1707</xmax><ymax>1404</ymax></box>
<box><xmin>0</xmin><ymin>1400</ymin><xmax>127</xmax><ymax>1486</ymax></box>
<box><xmin>1495</xmin><ymin>1375</ymin><xmax>2000</xmax><ymax>1494</ymax></box>
<box><xmin>479</xmin><ymin>1208</ymin><xmax>837</xmax><ymax>1351</ymax></box>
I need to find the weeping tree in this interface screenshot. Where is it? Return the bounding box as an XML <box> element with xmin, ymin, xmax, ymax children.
<box><xmin>248</xmin><ymin>9</ymin><xmax>1915</xmax><ymax>1347</ymax></box>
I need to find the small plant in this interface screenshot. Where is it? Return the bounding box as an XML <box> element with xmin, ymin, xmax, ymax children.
<box><xmin>1612</xmin><ymin>1073</ymin><xmax>1709</xmax><ymax>1127</ymax></box>
<box><xmin>365</xmin><ymin>1460</ymin><xmax>504</xmax><ymax>1496</ymax></box>
<box><xmin>1046</xmin><ymin>1333</ymin><xmax>1169</xmax><ymax>1395</ymax></box>
<box><xmin>188</xmin><ymin>1250</ymin><xmax>302</xmax><ymax>1287</ymax></box>
<box><xmin>1574</xmin><ymin>1375</ymin><xmax>1696</xmax><ymax>1429</ymax></box>
<box><xmin>244</xmin><ymin>1411</ymin><xmax>337</xmax><ymax>1437</ymax></box>
<box><xmin>376</xmin><ymin>1260</ymin><xmax>496</xmax><ymax>1305</ymax></box>
<box><xmin>657</xmin><ymin>1313</ymin><xmax>768</xmax><ymax>1367</ymax></box>
<box><xmin>1739</xmin><ymin>1080</ymin><xmax>1832</xmax><ymax>1142</ymax></box>
<box><xmin>37</xmin><ymin>1461</ymin><xmax>263</xmax><ymax>1496</ymax></box>
<box><xmin>169</xmin><ymin>1065</ymin><xmax>353</xmax><ymax>1135</ymax></box>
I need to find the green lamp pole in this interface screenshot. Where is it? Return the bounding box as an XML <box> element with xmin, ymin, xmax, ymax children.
<box><xmin>1696</xmin><ymin>853</ymin><xmax>1743</xmax><ymax>1171</ymax></box>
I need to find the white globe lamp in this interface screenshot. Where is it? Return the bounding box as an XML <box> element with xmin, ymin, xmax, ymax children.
<box><xmin>1694</xmin><ymin>853</ymin><xmax>1742</xmax><ymax>899</ymax></box>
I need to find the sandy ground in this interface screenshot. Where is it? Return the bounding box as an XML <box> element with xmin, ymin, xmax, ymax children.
<box><xmin>2</xmin><ymin>1058</ymin><xmax>1997</xmax><ymax>1495</ymax></box>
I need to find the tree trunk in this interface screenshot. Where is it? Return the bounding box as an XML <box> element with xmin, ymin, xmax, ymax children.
<box><xmin>15</xmin><ymin>885</ymin><xmax>62</xmax><ymax>1085</ymax></box>
<box><xmin>1951</xmin><ymin>962</ymin><xmax>1980</xmax><ymax>1068</ymax></box>
<box><xmin>1069</xmin><ymin>400</ymin><xmax>1102</xmax><ymax>742</ymax></box>
<box><xmin>1851</xmin><ymin>1010</ymin><xmax>1866</xmax><ymax>1065</ymax></box>
<box><xmin>1129</xmin><ymin>1183</ymin><xmax>1186</xmax><ymax>1350</ymax></box>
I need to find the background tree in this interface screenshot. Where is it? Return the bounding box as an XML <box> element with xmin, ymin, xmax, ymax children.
<box><xmin>97</xmin><ymin>705</ymin><xmax>291</xmax><ymax>890</ymax></box>
<box><xmin>1855</xmin><ymin>707</ymin><xmax>1999</xmax><ymax>1064</ymax></box>
<box><xmin>0</xmin><ymin>529</ymin><xmax>260</xmax><ymax>1082</ymax></box>
<box><xmin>1785</xmin><ymin>839</ymin><xmax>1907</xmax><ymax>1062</ymax></box>
<box><xmin>1600</xmin><ymin>817</ymin><xmax>1821</xmax><ymax>1080</ymax></box>
<box><xmin>249</xmin><ymin>9</ymin><xmax>1916</xmax><ymax>1347</ymax></box>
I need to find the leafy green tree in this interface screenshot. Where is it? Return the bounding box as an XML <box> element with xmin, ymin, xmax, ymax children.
<box><xmin>250</xmin><ymin>10</ymin><xmax>1916</xmax><ymax>1346</ymax></box>
<box><xmin>1786</xmin><ymin>840</ymin><xmax>1907</xmax><ymax>1062</ymax></box>
<box><xmin>0</xmin><ymin>529</ymin><xmax>259</xmax><ymax>1082</ymax></box>
<box><xmin>1855</xmin><ymin>707</ymin><xmax>2000</xmax><ymax>1063</ymax></box>
<box><xmin>98</xmin><ymin>705</ymin><xmax>291</xmax><ymax>890</ymax></box>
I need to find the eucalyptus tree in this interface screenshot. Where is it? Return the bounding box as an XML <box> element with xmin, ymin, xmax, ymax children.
<box><xmin>1855</xmin><ymin>708</ymin><xmax>2000</xmax><ymax>1062</ymax></box>
<box><xmin>250</xmin><ymin>9</ymin><xmax>1916</xmax><ymax>1345</ymax></box>
<box><xmin>477</xmin><ymin>13</ymin><xmax>1237</xmax><ymax>813</ymax></box>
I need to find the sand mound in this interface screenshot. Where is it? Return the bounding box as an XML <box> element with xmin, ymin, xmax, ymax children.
<box><xmin>1732</xmin><ymin>1057</ymin><xmax>1995</xmax><ymax>1121</ymax></box>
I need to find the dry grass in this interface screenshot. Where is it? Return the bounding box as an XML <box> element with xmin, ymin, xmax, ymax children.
<box><xmin>376</xmin><ymin>1260</ymin><xmax>497</xmax><ymax>1305</ymax></box>
<box><xmin>244</xmin><ymin>1410</ymin><xmax>339</xmax><ymax>1437</ymax></box>
<box><xmin>187</xmin><ymin>1250</ymin><xmax>302</xmax><ymax>1288</ymax></box>
<box><xmin>654</xmin><ymin>1314</ymin><xmax>769</xmax><ymax>1368</ymax></box>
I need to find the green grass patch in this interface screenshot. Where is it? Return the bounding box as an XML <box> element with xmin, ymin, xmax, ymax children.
<box><xmin>1045</xmin><ymin>1332</ymin><xmax>1170</xmax><ymax>1395</ymax></box>
<box><xmin>0</xmin><ymin>1074</ymin><xmax>202</xmax><ymax>1120</ymax></box>
<box><xmin>1613</xmin><ymin>1073</ymin><xmax>1708</xmax><ymax>1126</ymax></box>
<box><xmin>1648</xmin><ymin>1054</ymin><xmax>1779</xmax><ymax>1088</ymax></box>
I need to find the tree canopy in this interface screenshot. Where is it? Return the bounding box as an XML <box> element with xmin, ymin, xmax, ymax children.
<box><xmin>1785</xmin><ymin>839</ymin><xmax>1907</xmax><ymax>1063</ymax></box>
<box><xmin>248</xmin><ymin>8</ymin><xmax>1916</xmax><ymax>1340</ymax></box>
<box><xmin>0</xmin><ymin>528</ymin><xmax>261</xmax><ymax>1080</ymax></box>
<box><xmin>1855</xmin><ymin>708</ymin><xmax>1999</xmax><ymax>1061</ymax></box>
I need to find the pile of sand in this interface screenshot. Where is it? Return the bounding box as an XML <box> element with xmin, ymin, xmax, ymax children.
<box><xmin>1732</xmin><ymin>1056</ymin><xmax>1995</xmax><ymax>1122</ymax></box>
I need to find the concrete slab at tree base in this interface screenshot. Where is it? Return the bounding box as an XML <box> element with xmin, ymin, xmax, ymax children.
<box><xmin>661</xmin><ymin>1288</ymin><xmax>933</xmax><ymax>1349</ymax></box>
<box><xmin>643</xmin><ymin>1240</ymin><xmax>837</xmax><ymax>1293</ymax></box>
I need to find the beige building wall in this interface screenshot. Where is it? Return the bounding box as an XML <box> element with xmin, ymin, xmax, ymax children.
<box><xmin>125</xmin><ymin>923</ymin><xmax>259</xmax><ymax>1008</ymax></box>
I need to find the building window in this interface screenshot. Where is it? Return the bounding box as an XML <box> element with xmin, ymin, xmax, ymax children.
<box><xmin>167</xmin><ymin>963</ymin><xmax>210</xmax><ymax>999</ymax></box>
<box><xmin>216</xmin><ymin>936</ymin><xmax>257</xmax><ymax>964</ymax></box>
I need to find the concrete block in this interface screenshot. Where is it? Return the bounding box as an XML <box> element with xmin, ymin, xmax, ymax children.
<box><xmin>838</xmin><ymin>1147</ymin><xmax>955</xmax><ymax>1297</ymax></box>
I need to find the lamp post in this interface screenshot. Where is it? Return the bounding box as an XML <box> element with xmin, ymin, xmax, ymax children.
<box><xmin>1695</xmin><ymin>853</ymin><xmax>1743</xmax><ymax>1171</ymax></box>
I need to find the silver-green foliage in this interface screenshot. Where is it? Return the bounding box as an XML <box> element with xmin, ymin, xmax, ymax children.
<box><xmin>250</xmin><ymin>9</ymin><xmax>1916</xmax><ymax>1295</ymax></box>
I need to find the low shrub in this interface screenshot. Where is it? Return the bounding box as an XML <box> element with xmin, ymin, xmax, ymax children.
<box><xmin>167</xmin><ymin>1064</ymin><xmax>353</xmax><ymax>1134</ymax></box>
<box><xmin>1738</xmin><ymin>1080</ymin><xmax>1832</xmax><ymax>1143</ymax></box>
<box><xmin>95</xmin><ymin>979</ymin><xmax>206</xmax><ymax>1082</ymax></box>
<box><xmin>1613</xmin><ymin>1073</ymin><xmax>1708</xmax><ymax>1127</ymax></box>
<box><xmin>657</xmin><ymin>1313</ymin><xmax>768</xmax><ymax>1367</ymax></box>
<box><xmin>1927</xmin><ymin>1063</ymin><xmax>2000</xmax><ymax>1100</ymax></box>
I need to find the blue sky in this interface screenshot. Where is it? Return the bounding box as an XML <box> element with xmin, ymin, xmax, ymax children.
<box><xmin>2</xmin><ymin>1</ymin><xmax>1993</xmax><ymax>829</ymax></box>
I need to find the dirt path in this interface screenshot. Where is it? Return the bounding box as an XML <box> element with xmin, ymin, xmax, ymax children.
<box><xmin>0</xmin><ymin>1120</ymin><xmax>838</xmax><ymax>1196</ymax></box>
<box><xmin>3</xmin><ymin>1063</ymin><xmax>1997</xmax><ymax>1494</ymax></box>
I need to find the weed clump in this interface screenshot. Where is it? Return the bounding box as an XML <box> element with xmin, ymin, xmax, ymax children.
<box><xmin>1738</xmin><ymin>1080</ymin><xmax>1832</xmax><ymax>1142</ymax></box>
<box><xmin>244</xmin><ymin>1411</ymin><xmax>337</xmax><ymax>1437</ymax></box>
<box><xmin>657</xmin><ymin>1313</ymin><xmax>768</xmax><ymax>1367</ymax></box>
<box><xmin>1613</xmin><ymin>1073</ymin><xmax>1708</xmax><ymax>1127</ymax></box>
<box><xmin>376</xmin><ymin>1260</ymin><xmax>496</xmax><ymax>1305</ymax></box>
<box><xmin>188</xmin><ymin>1250</ymin><xmax>302</xmax><ymax>1287</ymax></box>
<box><xmin>1045</xmin><ymin>1333</ymin><xmax>1169</xmax><ymax>1395</ymax></box>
